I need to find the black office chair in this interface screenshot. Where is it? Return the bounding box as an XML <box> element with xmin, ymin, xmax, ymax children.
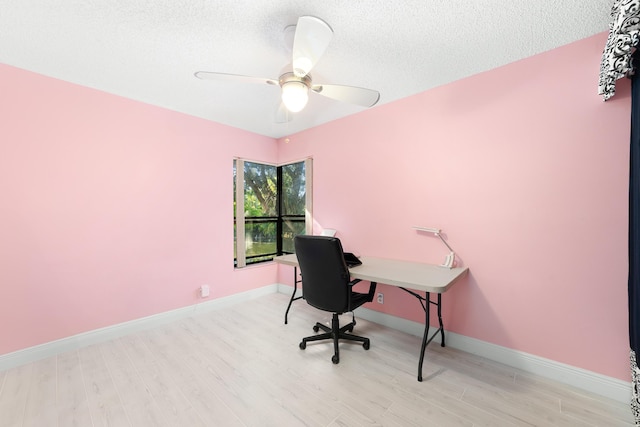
<box><xmin>294</xmin><ymin>235</ymin><xmax>377</xmax><ymax>364</ymax></box>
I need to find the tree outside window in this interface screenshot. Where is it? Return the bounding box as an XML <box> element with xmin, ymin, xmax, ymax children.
<box><xmin>234</xmin><ymin>159</ymin><xmax>310</xmax><ymax>267</ymax></box>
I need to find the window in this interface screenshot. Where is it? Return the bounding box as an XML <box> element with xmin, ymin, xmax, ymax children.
<box><xmin>234</xmin><ymin>158</ymin><xmax>311</xmax><ymax>267</ymax></box>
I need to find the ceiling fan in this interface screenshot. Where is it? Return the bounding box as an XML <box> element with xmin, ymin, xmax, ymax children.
<box><xmin>194</xmin><ymin>16</ymin><xmax>380</xmax><ymax>121</ymax></box>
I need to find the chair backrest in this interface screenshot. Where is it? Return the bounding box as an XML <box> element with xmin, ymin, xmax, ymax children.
<box><xmin>294</xmin><ymin>235</ymin><xmax>351</xmax><ymax>313</ymax></box>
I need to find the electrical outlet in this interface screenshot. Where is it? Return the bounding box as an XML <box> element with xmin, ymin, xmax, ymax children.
<box><xmin>200</xmin><ymin>285</ymin><xmax>210</xmax><ymax>298</ymax></box>
<box><xmin>376</xmin><ymin>292</ymin><xmax>384</xmax><ymax>304</ymax></box>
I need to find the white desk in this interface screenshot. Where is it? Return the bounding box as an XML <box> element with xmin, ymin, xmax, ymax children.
<box><xmin>273</xmin><ymin>253</ymin><xmax>469</xmax><ymax>381</ymax></box>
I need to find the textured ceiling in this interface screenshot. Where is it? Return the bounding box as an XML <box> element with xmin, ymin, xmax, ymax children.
<box><xmin>0</xmin><ymin>0</ymin><xmax>612</xmax><ymax>138</ymax></box>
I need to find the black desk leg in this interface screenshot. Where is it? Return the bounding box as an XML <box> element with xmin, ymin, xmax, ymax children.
<box><xmin>418</xmin><ymin>291</ymin><xmax>430</xmax><ymax>382</ymax></box>
<box><xmin>284</xmin><ymin>267</ymin><xmax>303</xmax><ymax>324</ymax></box>
<box><xmin>417</xmin><ymin>292</ymin><xmax>445</xmax><ymax>382</ymax></box>
<box><xmin>437</xmin><ymin>293</ymin><xmax>444</xmax><ymax>347</ymax></box>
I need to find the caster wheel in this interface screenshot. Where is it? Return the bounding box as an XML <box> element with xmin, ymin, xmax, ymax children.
<box><xmin>313</xmin><ymin>325</ymin><xmax>320</xmax><ymax>332</ymax></box>
<box><xmin>299</xmin><ymin>341</ymin><xmax>306</xmax><ymax>350</ymax></box>
<box><xmin>363</xmin><ymin>341</ymin><xmax>370</xmax><ymax>350</ymax></box>
<box><xmin>331</xmin><ymin>355</ymin><xmax>339</xmax><ymax>364</ymax></box>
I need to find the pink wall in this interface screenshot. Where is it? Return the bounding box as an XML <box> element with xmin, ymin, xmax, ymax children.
<box><xmin>277</xmin><ymin>33</ymin><xmax>632</xmax><ymax>381</ymax></box>
<box><xmin>0</xmin><ymin>63</ymin><xmax>278</xmax><ymax>355</ymax></box>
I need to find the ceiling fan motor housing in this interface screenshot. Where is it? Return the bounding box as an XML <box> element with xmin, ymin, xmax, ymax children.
<box><xmin>279</xmin><ymin>71</ymin><xmax>312</xmax><ymax>88</ymax></box>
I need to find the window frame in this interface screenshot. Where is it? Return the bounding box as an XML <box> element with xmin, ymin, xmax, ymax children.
<box><xmin>234</xmin><ymin>158</ymin><xmax>312</xmax><ymax>268</ymax></box>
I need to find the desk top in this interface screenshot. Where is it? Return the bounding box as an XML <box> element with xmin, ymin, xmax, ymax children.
<box><xmin>273</xmin><ymin>254</ymin><xmax>468</xmax><ymax>293</ymax></box>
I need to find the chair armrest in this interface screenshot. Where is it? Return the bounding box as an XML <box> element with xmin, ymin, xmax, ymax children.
<box><xmin>364</xmin><ymin>281</ymin><xmax>377</xmax><ymax>301</ymax></box>
<box><xmin>348</xmin><ymin>279</ymin><xmax>362</xmax><ymax>287</ymax></box>
<box><xmin>349</xmin><ymin>279</ymin><xmax>377</xmax><ymax>302</ymax></box>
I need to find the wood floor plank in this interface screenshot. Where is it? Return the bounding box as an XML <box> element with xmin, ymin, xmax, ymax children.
<box><xmin>559</xmin><ymin>398</ymin><xmax>635</xmax><ymax>426</ymax></box>
<box><xmin>78</xmin><ymin>344</ymin><xmax>130</xmax><ymax>427</ymax></box>
<box><xmin>120</xmin><ymin>333</ymin><xmax>208</xmax><ymax>427</ymax></box>
<box><xmin>178</xmin><ymin>336</ymin><xmax>307</xmax><ymax>426</ymax></box>
<box><xmin>56</xmin><ymin>350</ymin><xmax>93</xmax><ymax>427</ymax></box>
<box><xmin>329</xmin><ymin>411</ymin><xmax>382</xmax><ymax>427</ymax></box>
<box><xmin>143</xmin><ymin>329</ymin><xmax>245</xmax><ymax>426</ymax></box>
<box><xmin>515</xmin><ymin>371</ymin><xmax>634</xmax><ymax>425</ymax></box>
<box><xmin>98</xmin><ymin>338</ymin><xmax>168</xmax><ymax>427</ymax></box>
<box><xmin>153</xmin><ymin>317</ymin><xmax>311</xmax><ymax>427</ymax></box>
<box><xmin>384</xmin><ymin>398</ymin><xmax>474</xmax><ymax>427</ymax></box>
<box><xmin>22</xmin><ymin>356</ymin><xmax>58</xmax><ymax>427</ymax></box>
<box><xmin>0</xmin><ymin>363</ymin><xmax>33</xmax><ymax>427</ymax></box>
<box><xmin>461</xmin><ymin>380</ymin><xmax>597</xmax><ymax>426</ymax></box>
<box><xmin>377</xmin><ymin>375</ymin><xmax>518</xmax><ymax>427</ymax></box>
<box><xmin>0</xmin><ymin>368</ymin><xmax>5</xmax><ymax>396</ymax></box>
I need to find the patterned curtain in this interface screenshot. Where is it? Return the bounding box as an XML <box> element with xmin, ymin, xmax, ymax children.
<box><xmin>600</xmin><ymin>1</ymin><xmax>640</xmax><ymax>423</ymax></box>
<box><xmin>599</xmin><ymin>0</ymin><xmax>640</xmax><ymax>101</ymax></box>
<box><xmin>631</xmin><ymin>60</ymin><xmax>640</xmax><ymax>423</ymax></box>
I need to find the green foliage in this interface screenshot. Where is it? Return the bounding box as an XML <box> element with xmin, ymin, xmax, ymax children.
<box><xmin>234</xmin><ymin>159</ymin><xmax>307</xmax><ymax>264</ymax></box>
<box><xmin>281</xmin><ymin>163</ymin><xmax>306</xmax><ymax>215</ymax></box>
<box><xmin>244</xmin><ymin>162</ymin><xmax>277</xmax><ymax>217</ymax></box>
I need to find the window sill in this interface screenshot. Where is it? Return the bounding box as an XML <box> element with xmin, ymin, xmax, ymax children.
<box><xmin>234</xmin><ymin>261</ymin><xmax>278</xmax><ymax>271</ymax></box>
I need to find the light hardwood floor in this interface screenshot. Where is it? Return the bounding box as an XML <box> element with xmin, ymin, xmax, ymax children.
<box><xmin>0</xmin><ymin>292</ymin><xmax>635</xmax><ymax>426</ymax></box>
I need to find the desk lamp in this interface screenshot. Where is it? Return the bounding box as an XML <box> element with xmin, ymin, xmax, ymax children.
<box><xmin>320</xmin><ymin>228</ymin><xmax>337</xmax><ymax>237</ymax></box>
<box><xmin>412</xmin><ymin>226</ymin><xmax>456</xmax><ymax>268</ymax></box>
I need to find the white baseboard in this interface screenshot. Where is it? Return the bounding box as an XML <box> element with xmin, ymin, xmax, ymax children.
<box><xmin>0</xmin><ymin>284</ymin><xmax>278</xmax><ymax>373</ymax></box>
<box><xmin>278</xmin><ymin>283</ymin><xmax>632</xmax><ymax>404</ymax></box>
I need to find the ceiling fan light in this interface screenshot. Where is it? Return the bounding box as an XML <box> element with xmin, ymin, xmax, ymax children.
<box><xmin>281</xmin><ymin>81</ymin><xmax>309</xmax><ymax>112</ymax></box>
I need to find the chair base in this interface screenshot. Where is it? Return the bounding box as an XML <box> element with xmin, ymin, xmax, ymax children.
<box><xmin>299</xmin><ymin>313</ymin><xmax>370</xmax><ymax>364</ymax></box>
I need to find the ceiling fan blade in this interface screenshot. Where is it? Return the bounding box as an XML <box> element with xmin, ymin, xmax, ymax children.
<box><xmin>194</xmin><ymin>71</ymin><xmax>278</xmax><ymax>86</ymax></box>
<box><xmin>275</xmin><ymin>102</ymin><xmax>293</xmax><ymax>123</ymax></box>
<box><xmin>292</xmin><ymin>16</ymin><xmax>333</xmax><ymax>77</ymax></box>
<box><xmin>311</xmin><ymin>84</ymin><xmax>380</xmax><ymax>108</ymax></box>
